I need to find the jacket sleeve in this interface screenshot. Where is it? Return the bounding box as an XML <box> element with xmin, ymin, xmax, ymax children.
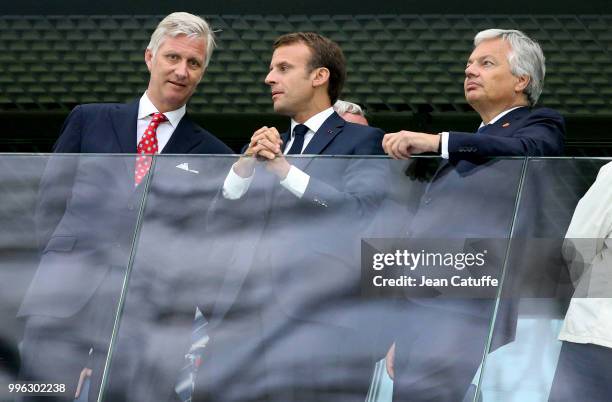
<box><xmin>448</xmin><ymin>108</ymin><xmax>565</xmax><ymax>162</ymax></box>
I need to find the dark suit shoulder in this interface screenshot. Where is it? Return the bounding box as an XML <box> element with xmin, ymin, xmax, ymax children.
<box><xmin>189</xmin><ymin>125</ymin><xmax>234</xmax><ymax>155</ymax></box>
<box><xmin>54</xmin><ymin>103</ymin><xmax>126</xmax><ymax>152</ymax></box>
<box><xmin>522</xmin><ymin>107</ymin><xmax>565</xmax><ymax>128</ymax></box>
<box><xmin>528</xmin><ymin>106</ymin><xmax>563</xmax><ymax>118</ymax></box>
<box><xmin>342</xmin><ymin>121</ymin><xmax>385</xmax><ymax>155</ymax></box>
<box><xmin>447</xmin><ymin>106</ymin><xmax>565</xmax><ymax>159</ymax></box>
<box><xmin>343</xmin><ymin>121</ymin><xmax>384</xmax><ymax>136</ymax></box>
<box><xmin>75</xmin><ymin>102</ymin><xmax>128</xmax><ymax>115</ymax></box>
<box><xmin>177</xmin><ymin>116</ymin><xmax>232</xmax><ymax>155</ymax></box>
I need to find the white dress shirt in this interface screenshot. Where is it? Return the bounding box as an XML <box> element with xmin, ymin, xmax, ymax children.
<box><xmin>439</xmin><ymin>106</ymin><xmax>523</xmax><ymax>159</ymax></box>
<box><xmin>223</xmin><ymin>107</ymin><xmax>335</xmax><ymax>200</ymax></box>
<box><xmin>137</xmin><ymin>92</ymin><xmax>186</xmax><ymax>152</ymax></box>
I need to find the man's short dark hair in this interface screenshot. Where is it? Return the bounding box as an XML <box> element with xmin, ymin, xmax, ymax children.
<box><xmin>273</xmin><ymin>32</ymin><xmax>346</xmax><ymax>104</ymax></box>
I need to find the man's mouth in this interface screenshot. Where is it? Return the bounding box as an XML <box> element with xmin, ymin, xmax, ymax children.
<box><xmin>271</xmin><ymin>90</ymin><xmax>283</xmax><ymax>100</ymax></box>
<box><xmin>168</xmin><ymin>80</ymin><xmax>186</xmax><ymax>88</ymax></box>
<box><xmin>465</xmin><ymin>81</ymin><xmax>481</xmax><ymax>91</ymax></box>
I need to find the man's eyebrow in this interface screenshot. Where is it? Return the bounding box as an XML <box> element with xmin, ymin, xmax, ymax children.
<box><xmin>479</xmin><ymin>54</ymin><xmax>497</xmax><ymax>60</ymax></box>
<box><xmin>270</xmin><ymin>61</ymin><xmax>291</xmax><ymax>69</ymax></box>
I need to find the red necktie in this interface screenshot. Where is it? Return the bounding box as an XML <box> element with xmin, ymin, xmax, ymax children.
<box><xmin>135</xmin><ymin>112</ymin><xmax>167</xmax><ymax>185</ymax></box>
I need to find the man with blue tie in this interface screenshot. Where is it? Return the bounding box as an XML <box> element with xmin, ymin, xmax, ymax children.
<box><xmin>199</xmin><ymin>33</ymin><xmax>387</xmax><ymax>401</ymax></box>
<box><xmin>383</xmin><ymin>29</ymin><xmax>563</xmax><ymax>161</ymax></box>
<box><xmin>380</xmin><ymin>29</ymin><xmax>565</xmax><ymax>401</ymax></box>
<box><xmin>17</xmin><ymin>12</ymin><xmax>231</xmax><ymax>402</ymax></box>
<box><xmin>224</xmin><ymin>32</ymin><xmax>384</xmax><ymax>199</ymax></box>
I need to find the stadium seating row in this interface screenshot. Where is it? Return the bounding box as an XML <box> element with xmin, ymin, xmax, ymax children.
<box><xmin>0</xmin><ymin>14</ymin><xmax>611</xmax><ymax>114</ymax></box>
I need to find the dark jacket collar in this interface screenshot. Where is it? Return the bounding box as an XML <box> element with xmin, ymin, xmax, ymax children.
<box><xmin>110</xmin><ymin>99</ymin><xmax>201</xmax><ymax>155</ymax></box>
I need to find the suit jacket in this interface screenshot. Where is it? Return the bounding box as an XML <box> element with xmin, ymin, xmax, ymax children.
<box><xmin>387</xmin><ymin>107</ymin><xmax>566</xmax><ymax>401</ymax></box>
<box><xmin>447</xmin><ymin>106</ymin><xmax>564</xmax><ymax>161</ymax></box>
<box><xmin>400</xmin><ymin>106</ymin><xmax>564</xmax><ymax>315</ymax></box>
<box><xmin>18</xmin><ymin>100</ymin><xmax>232</xmax><ymax>319</ymax></box>
<box><xmin>198</xmin><ymin>112</ymin><xmax>389</xmax><ymax>401</ymax></box>
<box><xmin>207</xmin><ymin>111</ymin><xmax>387</xmax><ymax>326</ymax></box>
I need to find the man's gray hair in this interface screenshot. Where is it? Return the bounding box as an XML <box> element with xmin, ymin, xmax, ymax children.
<box><xmin>333</xmin><ymin>99</ymin><xmax>365</xmax><ymax>116</ymax></box>
<box><xmin>474</xmin><ymin>29</ymin><xmax>545</xmax><ymax>106</ymax></box>
<box><xmin>147</xmin><ymin>12</ymin><xmax>216</xmax><ymax>68</ymax></box>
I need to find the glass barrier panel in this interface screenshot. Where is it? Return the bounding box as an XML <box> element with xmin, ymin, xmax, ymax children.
<box><xmin>100</xmin><ymin>155</ymin><xmax>526</xmax><ymax>402</ymax></box>
<box><xmin>477</xmin><ymin>157</ymin><xmax>611</xmax><ymax>402</ymax></box>
<box><xmin>0</xmin><ymin>154</ymin><xmax>147</xmax><ymax>402</ymax></box>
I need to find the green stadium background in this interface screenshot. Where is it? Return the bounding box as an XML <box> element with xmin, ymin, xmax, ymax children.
<box><xmin>1</xmin><ymin>0</ymin><xmax>611</xmax><ymax>154</ymax></box>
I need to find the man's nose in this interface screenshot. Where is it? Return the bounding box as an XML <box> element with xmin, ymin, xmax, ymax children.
<box><xmin>175</xmin><ymin>61</ymin><xmax>189</xmax><ymax>79</ymax></box>
<box><xmin>265</xmin><ymin>70</ymin><xmax>275</xmax><ymax>85</ymax></box>
<box><xmin>465</xmin><ymin>63</ymin><xmax>478</xmax><ymax>78</ymax></box>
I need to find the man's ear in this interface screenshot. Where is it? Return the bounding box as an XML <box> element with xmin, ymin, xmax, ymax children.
<box><xmin>144</xmin><ymin>49</ymin><xmax>153</xmax><ymax>72</ymax></box>
<box><xmin>312</xmin><ymin>67</ymin><xmax>330</xmax><ymax>88</ymax></box>
<box><xmin>515</xmin><ymin>74</ymin><xmax>530</xmax><ymax>93</ymax></box>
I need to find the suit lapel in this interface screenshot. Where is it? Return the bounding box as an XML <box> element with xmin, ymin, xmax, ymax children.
<box><xmin>280</xmin><ymin>129</ymin><xmax>291</xmax><ymax>153</ymax></box>
<box><xmin>162</xmin><ymin>114</ymin><xmax>203</xmax><ymax>154</ymax></box>
<box><xmin>110</xmin><ymin>100</ymin><xmax>139</xmax><ymax>154</ymax></box>
<box><xmin>303</xmin><ymin>112</ymin><xmax>344</xmax><ymax>155</ymax></box>
<box><xmin>292</xmin><ymin>112</ymin><xmax>345</xmax><ymax>171</ymax></box>
<box><xmin>486</xmin><ymin>106</ymin><xmax>529</xmax><ymax>136</ymax></box>
<box><xmin>110</xmin><ymin>100</ymin><xmax>139</xmax><ymax>179</ymax></box>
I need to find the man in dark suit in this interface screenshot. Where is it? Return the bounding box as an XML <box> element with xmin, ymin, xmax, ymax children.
<box><xmin>197</xmin><ymin>33</ymin><xmax>387</xmax><ymax>401</ymax></box>
<box><xmin>381</xmin><ymin>29</ymin><xmax>565</xmax><ymax>401</ymax></box>
<box><xmin>17</xmin><ymin>12</ymin><xmax>231</xmax><ymax>402</ymax></box>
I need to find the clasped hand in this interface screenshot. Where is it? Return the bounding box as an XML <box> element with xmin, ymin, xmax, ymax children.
<box><xmin>235</xmin><ymin>126</ymin><xmax>291</xmax><ymax>179</ymax></box>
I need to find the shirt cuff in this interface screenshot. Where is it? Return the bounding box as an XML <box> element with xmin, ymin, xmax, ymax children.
<box><xmin>440</xmin><ymin>132</ymin><xmax>449</xmax><ymax>159</ymax></box>
<box><xmin>222</xmin><ymin>164</ymin><xmax>254</xmax><ymax>199</ymax></box>
<box><xmin>279</xmin><ymin>165</ymin><xmax>310</xmax><ymax>198</ymax></box>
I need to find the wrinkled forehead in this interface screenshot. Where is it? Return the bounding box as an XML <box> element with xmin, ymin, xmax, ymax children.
<box><xmin>157</xmin><ymin>33</ymin><xmax>206</xmax><ymax>54</ymax></box>
<box><xmin>468</xmin><ymin>38</ymin><xmax>512</xmax><ymax>62</ymax></box>
<box><xmin>270</xmin><ymin>42</ymin><xmax>312</xmax><ymax>66</ymax></box>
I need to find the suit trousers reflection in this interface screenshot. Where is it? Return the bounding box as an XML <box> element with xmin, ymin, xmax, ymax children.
<box><xmin>19</xmin><ymin>265</ymin><xmax>125</xmax><ymax>402</ymax></box>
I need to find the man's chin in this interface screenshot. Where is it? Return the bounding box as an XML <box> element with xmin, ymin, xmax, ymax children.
<box><xmin>464</xmin><ymin>94</ymin><xmax>481</xmax><ymax>107</ymax></box>
<box><xmin>272</xmin><ymin>103</ymin><xmax>291</xmax><ymax>116</ymax></box>
<box><xmin>160</xmin><ymin>97</ymin><xmax>188</xmax><ymax>112</ymax></box>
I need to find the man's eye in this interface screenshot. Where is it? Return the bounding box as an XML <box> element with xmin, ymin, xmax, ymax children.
<box><xmin>189</xmin><ymin>60</ymin><xmax>201</xmax><ymax>68</ymax></box>
<box><xmin>167</xmin><ymin>54</ymin><xmax>178</xmax><ymax>61</ymax></box>
<box><xmin>483</xmin><ymin>60</ymin><xmax>494</xmax><ymax>66</ymax></box>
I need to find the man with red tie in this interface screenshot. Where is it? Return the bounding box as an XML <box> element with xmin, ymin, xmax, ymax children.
<box><xmin>17</xmin><ymin>12</ymin><xmax>231</xmax><ymax>402</ymax></box>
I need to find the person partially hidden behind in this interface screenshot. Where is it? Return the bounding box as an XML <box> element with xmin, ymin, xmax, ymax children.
<box><xmin>549</xmin><ymin>161</ymin><xmax>612</xmax><ymax>402</ymax></box>
<box><xmin>17</xmin><ymin>12</ymin><xmax>231</xmax><ymax>402</ymax></box>
<box><xmin>380</xmin><ymin>29</ymin><xmax>565</xmax><ymax>401</ymax></box>
<box><xmin>334</xmin><ymin>99</ymin><xmax>369</xmax><ymax>126</ymax></box>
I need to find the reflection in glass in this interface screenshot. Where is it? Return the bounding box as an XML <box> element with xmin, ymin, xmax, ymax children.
<box><xmin>8</xmin><ymin>154</ymin><xmax>145</xmax><ymax>402</ymax></box>
<box><xmin>477</xmin><ymin>158</ymin><xmax>610</xmax><ymax>402</ymax></box>
<box><xmin>550</xmin><ymin>161</ymin><xmax>612</xmax><ymax>401</ymax></box>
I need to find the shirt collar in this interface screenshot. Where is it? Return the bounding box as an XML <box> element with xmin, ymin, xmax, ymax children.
<box><xmin>478</xmin><ymin>106</ymin><xmax>525</xmax><ymax>129</ymax></box>
<box><xmin>138</xmin><ymin>92</ymin><xmax>186</xmax><ymax>128</ymax></box>
<box><xmin>290</xmin><ymin>107</ymin><xmax>335</xmax><ymax>137</ymax></box>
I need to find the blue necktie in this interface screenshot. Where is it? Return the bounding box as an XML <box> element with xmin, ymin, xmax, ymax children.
<box><xmin>287</xmin><ymin>124</ymin><xmax>309</xmax><ymax>155</ymax></box>
<box><xmin>175</xmin><ymin>307</ymin><xmax>210</xmax><ymax>402</ymax></box>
